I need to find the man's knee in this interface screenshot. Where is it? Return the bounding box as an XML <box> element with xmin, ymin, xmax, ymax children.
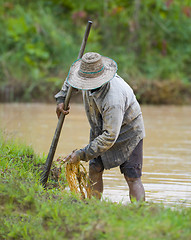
<box><xmin>89</xmin><ymin>157</ymin><xmax>104</xmax><ymax>175</ymax></box>
<box><xmin>89</xmin><ymin>164</ymin><xmax>104</xmax><ymax>177</ymax></box>
<box><xmin>125</xmin><ymin>176</ymin><xmax>141</xmax><ymax>183</ymax></box>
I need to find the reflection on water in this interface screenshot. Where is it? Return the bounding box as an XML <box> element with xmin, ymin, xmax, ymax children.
<box><xmin>0</xmin><ymin>103</ymin><xmax>191</xmax><ymax>205</ymax></box>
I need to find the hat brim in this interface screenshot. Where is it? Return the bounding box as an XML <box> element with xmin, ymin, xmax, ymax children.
<box><xmin>66</xmin><ymin>56</ymin><xmax>117</xmax><ymax>90</ymax></box>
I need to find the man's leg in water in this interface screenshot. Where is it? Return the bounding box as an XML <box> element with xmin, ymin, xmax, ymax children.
<box><xmin>120</xmin><ymin>139</ymin><xmax>145</xmax><ymax>202</ymax></box>
<box><xmin>88</xmin><ymin>167</ymin><xmax>145</xmax><ymax>202</ymax></box>
<box><xmin>89</xmin><ymin>156</ymin><xmax>104</xmax><ymax>199</ymax></box>
<box><xmin>124</xmin><ymin>176</ymin><xmax>145</xmax><ymax>202</ymax></box>
<box><xmin>89</xmin><ymin>168</ymin><xmax>104</xmax><ymax>199</ymax></box>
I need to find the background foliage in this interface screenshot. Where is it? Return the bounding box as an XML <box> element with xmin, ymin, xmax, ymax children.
<box><xmin>0</xmin><ymin>0</ymin><xmax>191</xmax><ymax>103</ymax></box>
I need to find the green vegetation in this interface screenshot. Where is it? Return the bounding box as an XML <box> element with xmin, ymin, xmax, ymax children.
<box><xmin>0</xmin><ymin>0</ymin><xmax>191</xmax><ymax>104</ymax></box>
<box><xmin>1</xmin><ymin>134</ymin><xmax>191</xmax><ymax>239</ymax></box>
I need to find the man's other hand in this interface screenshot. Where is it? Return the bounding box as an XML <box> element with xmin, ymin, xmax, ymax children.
<box><xmin>60</xmin><ymin>150</ymin><xmax>80</xmax><ymax>164</ymax></box>
<box><xmin>56</xmin><ymin>103</ymin><xmax>70</xmax><ymax>118</ymax></box>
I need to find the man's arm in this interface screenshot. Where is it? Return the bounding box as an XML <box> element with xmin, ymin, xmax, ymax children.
<box><xmin>75</xmin><ymin>103</ymin><xmax>124</xmax><ymax>161</ymax></box>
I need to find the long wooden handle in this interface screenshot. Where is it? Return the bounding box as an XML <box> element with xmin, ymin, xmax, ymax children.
<box><xmin>40</xmin><ymin>21</ymin><xmax>92</xmax><ymax>187</ymax></box>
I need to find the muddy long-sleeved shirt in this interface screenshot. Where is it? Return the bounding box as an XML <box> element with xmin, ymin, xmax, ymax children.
<box><xmin>55</xmin><ymin>74</ymin><xmax>145</xmax><ymax>169</ymax></box>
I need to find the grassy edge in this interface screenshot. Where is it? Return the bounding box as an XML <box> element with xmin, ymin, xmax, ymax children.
<box><xmin>0</xmin><ymin>134</ymin><xmax>191</xmax><ymax>240</ymax></box>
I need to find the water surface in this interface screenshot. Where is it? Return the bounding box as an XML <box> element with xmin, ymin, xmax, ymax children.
<box><xmin>0</xmin><ymin>103</ymin><xmax>190</xmax><ymax>205</ymax></box>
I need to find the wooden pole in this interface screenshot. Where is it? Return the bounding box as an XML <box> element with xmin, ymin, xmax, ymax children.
<box><xmin>40</xmin><ymin>21</ymin><xmax>93</xmax><ymax>187</ymax></box>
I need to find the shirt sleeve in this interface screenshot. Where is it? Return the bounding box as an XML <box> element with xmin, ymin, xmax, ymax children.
<box><xmin>75</xmin><ymin>103</ymin><xmax>124</xmax><ymax>161</ymax></box>
<box><xmin>54</xmin><ymin>80</ymin><xmax>79</xmax><ymax>103</ymax></box>
<box><xmin>89</xmin><ymin>128</ymin><xmax>95</xmax><ymax>143</ymax></box>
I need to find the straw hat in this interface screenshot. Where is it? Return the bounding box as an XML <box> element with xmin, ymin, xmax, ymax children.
<box><xmin>66</xmin><ymin>52</ymin><xmax>117</xmax><ymax>90</ymax></box>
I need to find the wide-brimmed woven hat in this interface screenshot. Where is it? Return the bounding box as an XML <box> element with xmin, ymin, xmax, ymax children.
<box><xmin>66</xmin><ymin>52</ymin><xmax>117</xmax><ymax>90</ymax></box>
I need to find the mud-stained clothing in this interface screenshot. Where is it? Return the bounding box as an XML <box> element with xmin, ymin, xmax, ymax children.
<box><xmin>55</xmin><ymin>74</ymin><xmax>145</xmax><ymax>169</ymax></box>
<box><xmin>89</xmin><ymin>139</ymin><xmax>143</xmax><ymax>178</ymax></box>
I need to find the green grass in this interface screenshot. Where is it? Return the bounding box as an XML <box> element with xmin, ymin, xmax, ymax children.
<box><xmin>0</xmin><ymin>134</ymin><xmax>191</xmax><ymax>240</ymax></box>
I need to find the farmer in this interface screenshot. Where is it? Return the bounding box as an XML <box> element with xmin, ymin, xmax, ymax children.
<box><xmin>55</xmin><ymin>52</ymin><xmax>145</xmax><ymax>202</ymax></box>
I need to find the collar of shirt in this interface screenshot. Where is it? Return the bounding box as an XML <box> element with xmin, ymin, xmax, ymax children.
<box><xmin>87</xmin><ymin>79</ymin><xmax>111</xmax><ymax>99</ymax></box>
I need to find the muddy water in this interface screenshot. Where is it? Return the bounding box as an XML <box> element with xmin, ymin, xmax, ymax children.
<box><xmin>0</xmin><ymin>103</ymin><xmax>191</xmax><ymax>205</ymax></box>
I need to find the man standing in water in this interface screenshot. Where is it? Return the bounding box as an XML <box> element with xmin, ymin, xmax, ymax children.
<box><xmin>55</xmin><ymin>52</ymin><xmax>145</xmax><ymax>202</ymax></box>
